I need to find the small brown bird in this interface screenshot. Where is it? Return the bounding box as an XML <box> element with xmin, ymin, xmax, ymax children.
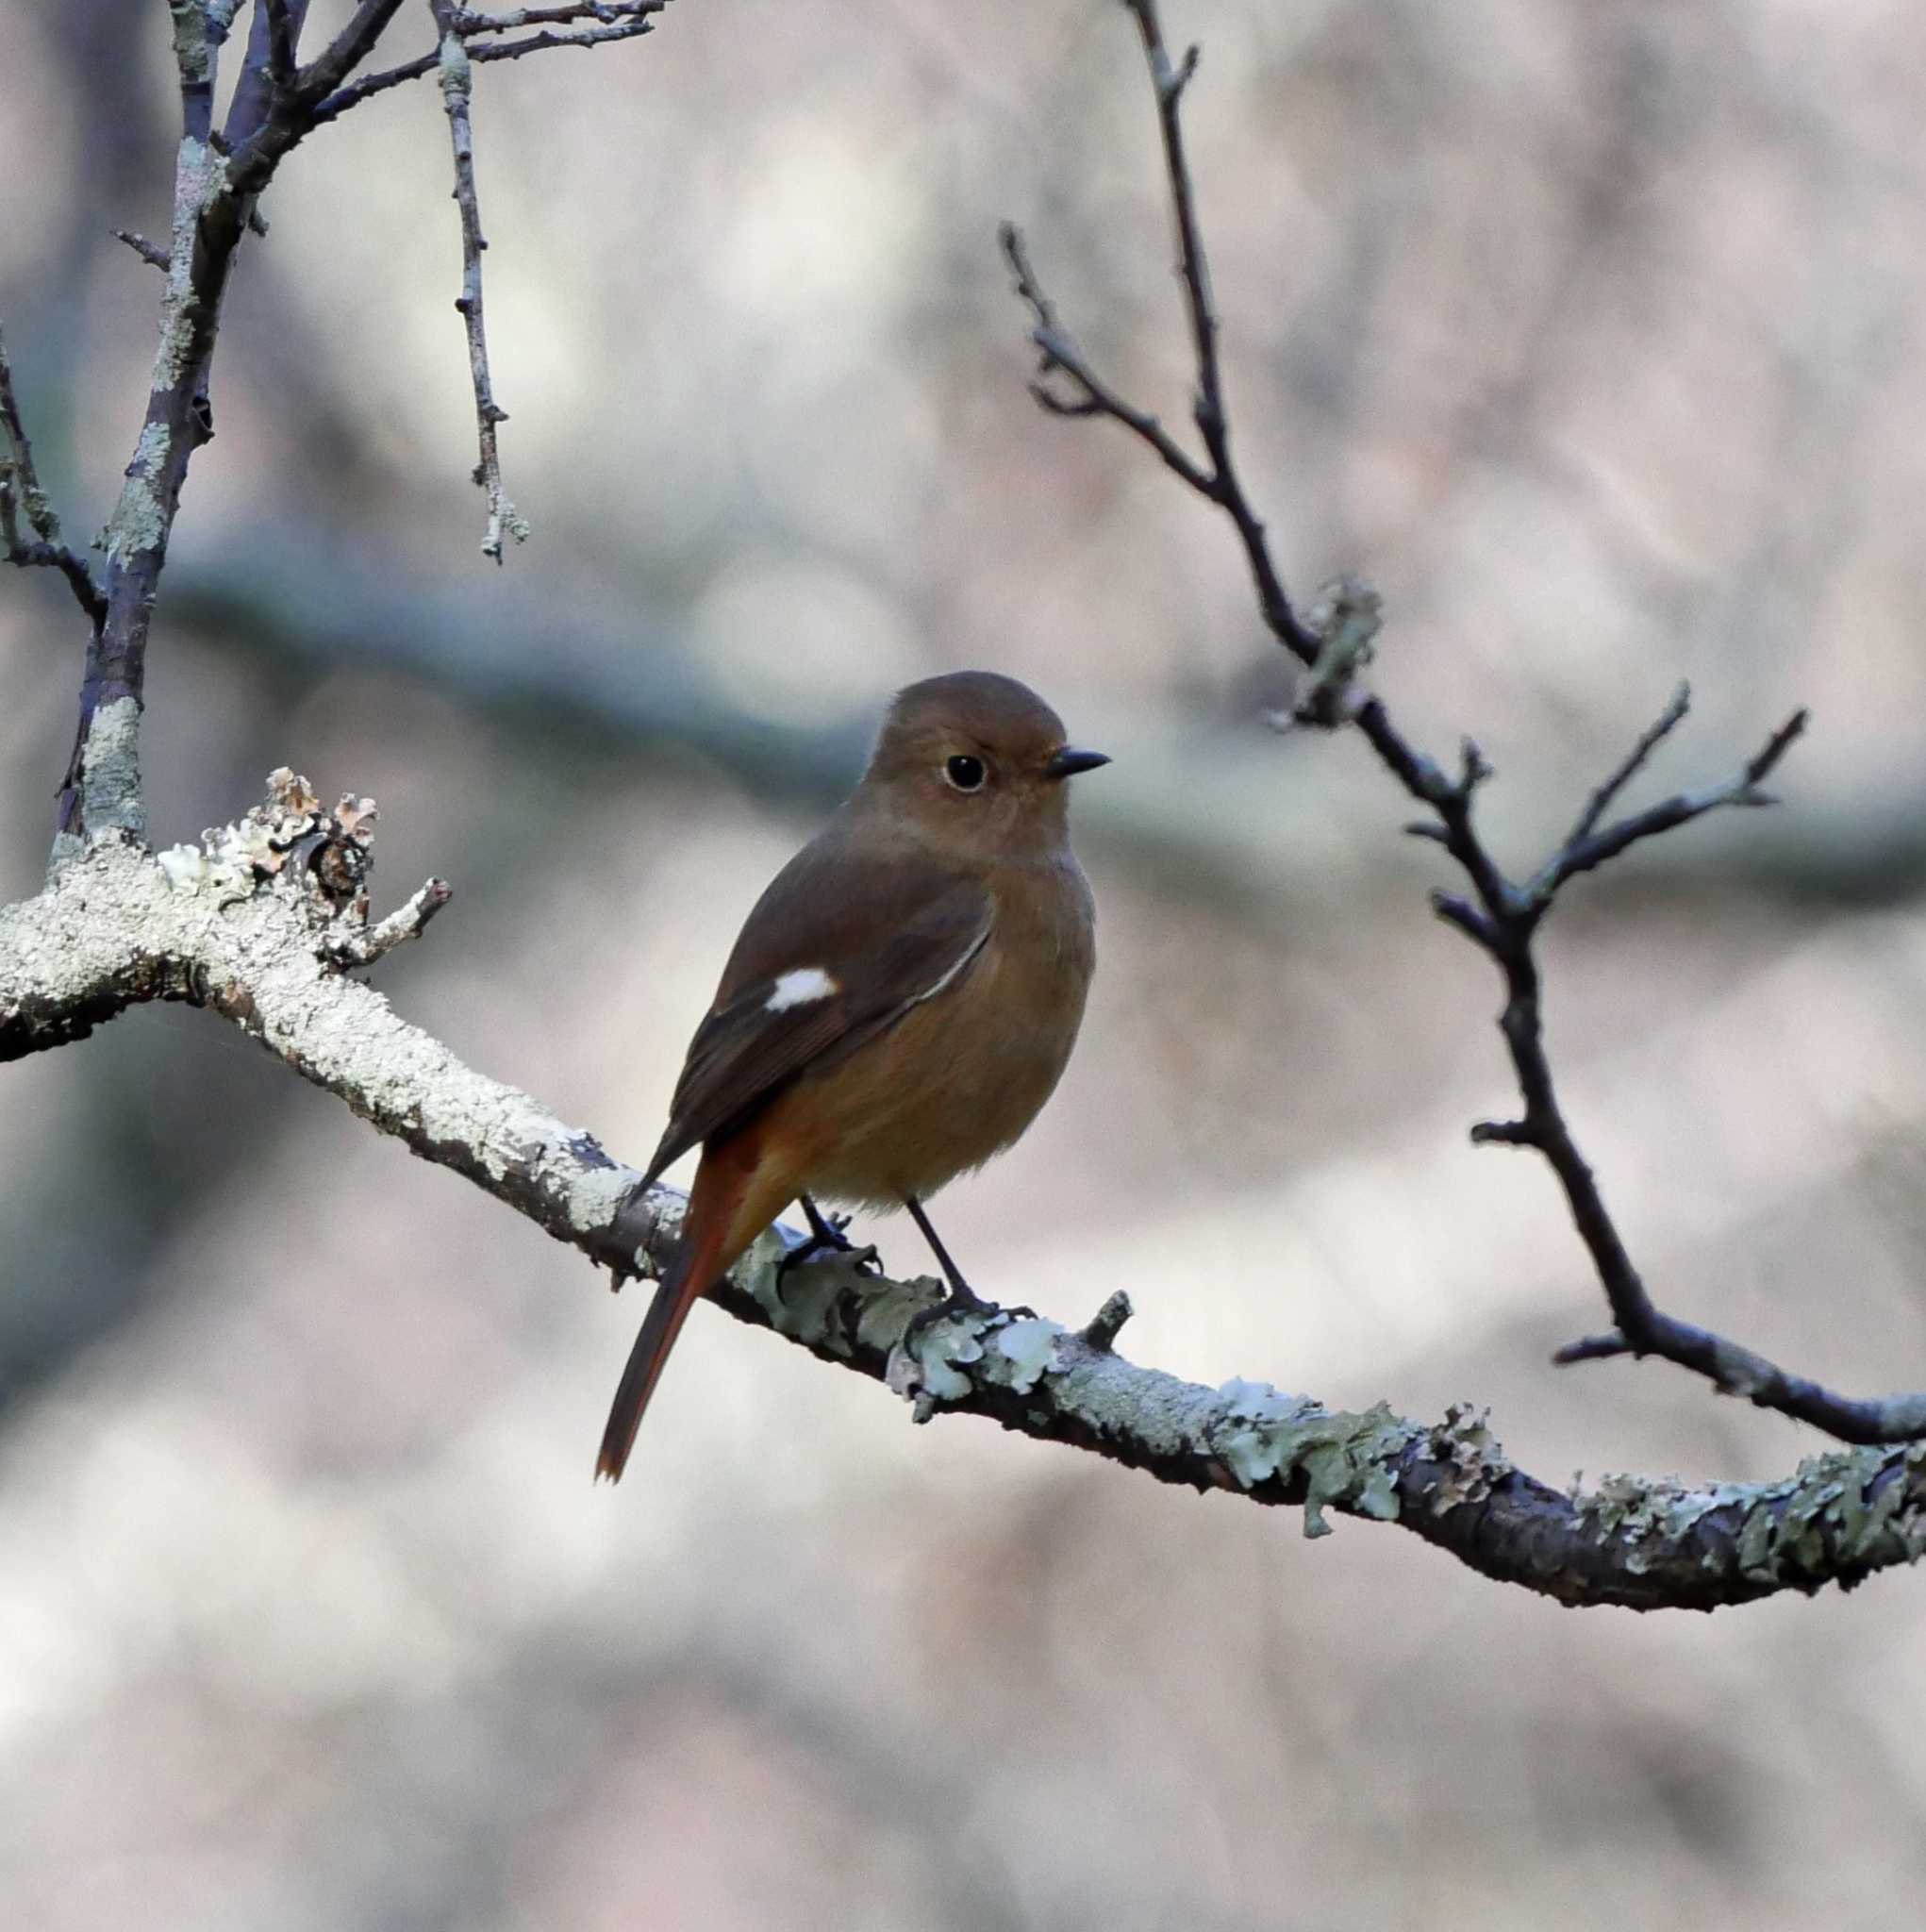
<box><xmin>598</xmin><ymin>671</ymin><xmax>1107</xmax><ymax>1480</ymax></box>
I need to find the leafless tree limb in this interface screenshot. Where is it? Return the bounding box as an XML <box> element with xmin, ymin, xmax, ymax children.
<box><xmin>0</xmin><ymin>323</ymin><xmax>107</xmax><ymax>629</ymax></box>
<box><xmin>1003</xmin><ymin>0</ymin><xmax>1918</xmax><ymax>1447</ymax></box>
<box><xmin>4</xmin><ymin>782</ymin><xmax>1925</xmax><ymax>1610</ymax></box>
<box><xmin>47</xmin><ymin>0</ymin><xmax>661</xmax><ymax>866</ymax></box>
<box><xmin>110</xmin><ymin>226</ymin><xmax>173</xmax><ymax>272</ymax></box>
<box><xmin>308</xmin><ymin>2</ymin><xmax>665</xmax><ymax>126</ymax></box>
<box><xmin>429</xmin><ymin>1</ymin><xmax>528</xmax><ymax>562</ymax></box>
<box><xmin>5</xmin><ymin>0</ymin><xmax>1920</xmax><ymax>1616</ymax></box>
<box><xmin>263</xmin><ymin>0</ymin><xmax>299</xmax><ymax>86</ymax></box>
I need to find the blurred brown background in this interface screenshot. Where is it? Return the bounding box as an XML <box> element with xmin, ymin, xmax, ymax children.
<box><xmin>6</xmin><ymin>1</ymin><xmax>1926</xmax><ymax>1925</ymax></box>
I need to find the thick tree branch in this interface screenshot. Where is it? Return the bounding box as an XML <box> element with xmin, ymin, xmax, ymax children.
<box><xmin>5</xmin><ymin>781</ymin><xmax>1926</xmax><ymax>1611</ymax></box>
<box><xmin>1002</xmin><ymin>0</ymin><xmax>1912</xmax><ymax>1447</ymax></box>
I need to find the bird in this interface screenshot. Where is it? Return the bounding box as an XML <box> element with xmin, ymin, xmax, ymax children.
<box><xmin>597</xmin><ymin>670</ymin><xmax>1108</xmax><ymax>1480</ymax></box>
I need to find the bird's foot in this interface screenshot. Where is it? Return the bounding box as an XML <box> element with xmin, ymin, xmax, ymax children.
<box><xmin>778</xmin><ymin>1195</ymin><xmax>879</xmax><ymax>1282</ymax></box>
<box><xmin>902</xmin><ymin>1279</ymin><xmax>995</xmax><ymax>1351</ymax></box>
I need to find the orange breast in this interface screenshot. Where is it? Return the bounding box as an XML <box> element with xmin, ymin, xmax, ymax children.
<box><xmin>757</xmin><ymin>858</ymin><xmax>1095</xmax><ymax>1208</ymax></box>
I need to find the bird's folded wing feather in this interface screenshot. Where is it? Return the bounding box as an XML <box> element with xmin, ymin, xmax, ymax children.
<box><xmin>643</xmin><ymin>840</ymin><xmax>992</xmax><ymax>1184</ymax></box>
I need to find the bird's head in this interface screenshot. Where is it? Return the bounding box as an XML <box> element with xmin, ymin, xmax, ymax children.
<box><xmin>859</xmin><ymin>671</ymin><xmax>1109</xmax><ymax>861</ymax></box>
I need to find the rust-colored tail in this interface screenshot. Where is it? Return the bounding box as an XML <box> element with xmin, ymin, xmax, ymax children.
<box><xmin>597</xmin><ymin>1141</ymin><xmax>767</xmax><ymax>1482</ymax></box>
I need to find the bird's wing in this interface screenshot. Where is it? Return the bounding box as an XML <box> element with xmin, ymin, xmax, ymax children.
<box><xmin>642</xmin><ymin>833</ymin><xmax>992</xmax><ymax>1184</ymax></box>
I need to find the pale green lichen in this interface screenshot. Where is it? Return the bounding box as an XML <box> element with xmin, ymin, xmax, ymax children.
<box><xmin>152</xmin><ymin>134</ymin><xmax>230</xmax><ymax>394</ymax></box>
<box><xmin>1292</xmin><ymin>575</ymin><xmax>1384</xmax><ymax>725</ymax></box>
<box><xmin>103</xmin><ymin>423</ymin><xmax>172</xmax><ymax>564</ymax></box>
<box><xmin>77</xmin><ymin>695</ymin><xmax>145</xmax><ymax>841</ymax></box>
<box><xmin>1423</xmin><ymin>1402</ymin><xmax>1503</xmax><ymax>1514</ymax></box>
<box><xmin>1212</xmin><ymin>1381</ymin><xmax>1415</xmax><ymax>1539</ymax></box>
<box><xmin>994</xmin><ymin>1317</ymin><xmax>1059</xmax><ymax>1394</ymax></box>
<box><xmin>737</xmin><ymin>1234</ymin><xmax>938</xmax><ymax>1369</ymax></box>
<box><xmin>438</xmin><ymin>26</ymin><xmax>473</xmax><ymax>92</ymax></box>
<box><xmin>1571</xmin><ymin>1444</ymin><xmax>1926</xmax><ymax>1587</ymax></box>
<box><xmin>905</xmin><ymin>1325</ymin><xmax>981</xmax><ymax>1408</ymax></box>
<box><xmin>852</xmin><ymin>1275</ymin><xmax>938</xmax><ymax>1355</ymax></box>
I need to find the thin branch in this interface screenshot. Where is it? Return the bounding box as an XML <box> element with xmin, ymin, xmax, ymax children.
<box><xmin>111</xmin><ymin>227</ymin><xmax>172</xmax><ymax>272</ymax></box>
<box><xmin>1565</xmin><ymin>679</ymin><xmax>1691</xmax><ymax>848</ymax></box>
<box><xmin>1123</xmin><ymin>6</ymin><xmax>1222</xmax><ymax>454</ymax></box>
<box><xmin>452</xmin><ymin>4</ymin><xmax>636</xmax><ymax>25</ymax></box>
<box><xmin>1002</xmin><ymin>0</ymin><xmax>1903</xmax><ymax>1448</ymax></box>
<box><xmin>309</xmin><ymin>4</ymin><xmax>663</xmax><ymax>126</ymax></box>
<box><xmin>1538</xmin><ymin>704</ymin><xmax>1810</xmax><ymax>899</ymax></box>
<box><xmin>328</xmin><ymin>875</ymin><xmax>454</xmax><ymax>965</ymax></box>
<box><xmin>428</xmin><ymin>4</ymin><xmax>528</xmax><ymax>562</ymax></box>
<box><xmin>7</xmin><ymin>799</ymin><xmax>1926</xmax><ymax>1610</ymax></box>
<box><xmin>291</xmin><ymin>0</ymin><xmax>409</xmax><ymax>106</ymax></box>
<box><xmin>999</xmin><ymin>224</ymin><xmax>1216</xmax><ymax>497</ymax></box>
<box><xmin>0</xmin><ymin>324</ymin><xmax>107</xmax><ymax>629</ymax></box>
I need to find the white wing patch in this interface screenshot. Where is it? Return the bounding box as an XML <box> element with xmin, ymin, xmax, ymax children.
<box><xmin>766</xmin><ymin>966</ymin><xmax>840</xmax><ymax>1012</ymax></box>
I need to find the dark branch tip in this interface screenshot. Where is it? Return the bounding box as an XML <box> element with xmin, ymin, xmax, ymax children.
<box><xmin>1552</xmin><ymin>1332</ymin><xmax>1634</xmax><ymax>1367</ymax></box>
<box><xmin>1079</xmin><ymin>1291</ymin><xmax>1134</xmax><ymax>1353</ymax></box>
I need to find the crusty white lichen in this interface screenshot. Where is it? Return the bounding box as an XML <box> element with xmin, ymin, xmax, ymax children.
<box><xmin>75</xmin><ymin>694</ymin><xmax>146</xmax><ymax>843</ymax></box>
<box><xmin>155</xmin><ymin>136</ymin><xmax>228</xmax><ymax>394</ymax></box>
<box><xmin>102</xmin><ymin>423</ymin><xmax>173</xmax><ymax>565</ymax></box>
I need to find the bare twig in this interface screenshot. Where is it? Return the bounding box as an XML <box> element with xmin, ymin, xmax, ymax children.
<box><xmin>428</xmin><ymin>4</ymin><xmax>528</xmax><ymax>562</ymax></box>
<box><xmin>291</xmin><ymin>0</ymin><xmax>409</xmax><ymax>107</ymax></box>
<box><xmin>999</xmin><ymin>224</ymin><xmax>1215</xmax><ymax>496</ymax></box>
<box><xmin>452</xmin><ymin>4</ymin><xmax>635</xmax><ymax>25</ymax></box>
<box><xmin>309</xmin><ymin>3</ymin><xmax>664</xmax><ymax>126</ymax></box>
<box><xmin>1566</xmin><ymin>680</ymin><xmax>1691</xmax><ymax>847</ymax></box>
<box><xmin>1003</xmin><ymin>0</ymin><xmax>1904</xmax><ymax>1447</ymax></box>
<box><xmin>328</xmin><ymin>875</ymin><xmax>455</xmax><ymax>966</ymax></box>
<box><xmin>1536</xmin><ymin>699</ymin><xmax>1809</xmax><ymax>900</ymax></box>
<box><xmin>1079</xmin><ymin>1290</ymin><xmax>1134</xmax><ymax>1353</ymax></box>
<box><xmin>48</xmin><ymin>0</ymin><xmax>664</xmax><ymax>861</ymax></box>
<box><xmin>111</xmin><ymin>227</ymin><xmax>172</xmax><ymax>272</ymax></box>
<box><xmin>0</xmin><ymin>324</ymin><xmax>107</xmax><ymax>630</ymax></box>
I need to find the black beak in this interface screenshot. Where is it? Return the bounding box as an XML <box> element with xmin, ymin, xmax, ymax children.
<box><xmin>1044</xmin><ymin>746</ymin><xmax>1112</xmax><ymax>781</ymax></box>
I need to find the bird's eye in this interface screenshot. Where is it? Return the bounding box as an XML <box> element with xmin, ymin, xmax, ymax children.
<box><xmin>943</xmin><ymin>754</ymin><xmax>987</xmax><ymax>792</ymax></box>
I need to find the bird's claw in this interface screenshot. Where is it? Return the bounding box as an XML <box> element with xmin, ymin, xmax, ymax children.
<box><xmin>778</xmin><ymin>1198</ymin><xmax>881</xmax><ymax>1281</ymax></box>
<box><xmin>902</xmin><ymin>1283</ymin><xmax>992</xmax><ymax>1351</ymax></box>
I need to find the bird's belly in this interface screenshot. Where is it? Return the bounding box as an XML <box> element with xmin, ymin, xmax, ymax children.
<box><xmin>778</xmin><ymin>931</ymin><xmax>1088</xmax><ymax>1208</ymax></box>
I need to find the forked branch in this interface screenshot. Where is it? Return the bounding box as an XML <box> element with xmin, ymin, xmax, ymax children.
<box><xmin>1003</xmin><ymin>0</ymin><xmax>1922</xmax><ymax>1446</ymax></box>
<box><xmin>0</xmin><ymin>324</ymin><xmax>106</xmax><ymax>630</ymax></box>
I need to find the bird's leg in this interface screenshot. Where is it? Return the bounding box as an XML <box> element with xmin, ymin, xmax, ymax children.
<box><xmin>903</xmin><ymin>1194</ymin><xmax>984</xmax><ymax>1307</ymax></box>
<box><xmin>901</xmin><ymin>1195</ymin><xmax>1041</xmax><ymax>1345</ymax></box>
<box><xmin>777</xmin><ymin>1192</ymin><xmax>878</xmax><ymax>1281</ymax></box>
<box><xmin>897</xmin><ymin>1193</ymin><xmax>1044</xmax><ymax>1356</ymax></box>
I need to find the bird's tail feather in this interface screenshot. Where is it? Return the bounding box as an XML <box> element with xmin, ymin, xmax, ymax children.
<box><xmin>596</xmin><ymin>1178</ymin><xmax>741</xmax><ymax>1482</ymax></box>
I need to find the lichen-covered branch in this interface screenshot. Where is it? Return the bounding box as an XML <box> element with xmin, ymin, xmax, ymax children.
<box><xmin>49</xmin><ymin>0</ymin><xmax>663</xmax><ymax>864</ymax></box>
<box><xmin>5</xmin><ymin>779</ymin><xmax>1926</xmax><ymax>1611</ymax></box>
<box><xmin>1003</xmin><ymin>0</ymin><xmax>1919</xmax><ymax>1448</ymax></box>
<box><xmin>428</xmin><ymin>1</ymin><xmax>528</xmax><ymax>561</ymax></box>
